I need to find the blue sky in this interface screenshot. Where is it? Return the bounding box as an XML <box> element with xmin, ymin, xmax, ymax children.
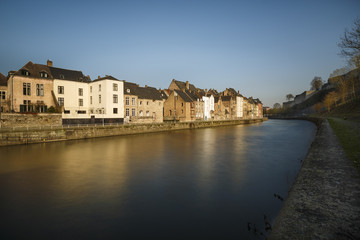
<box><xmin>1</xmin><ymin>0</ymin><xmax>359</xmax><ymax>107</ymax></box>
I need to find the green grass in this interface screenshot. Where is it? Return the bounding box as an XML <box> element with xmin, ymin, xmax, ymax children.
<box><xmin>328</xmin><ymin>118</ymin><xmax>360</xmax><ymax>173</ymax></box>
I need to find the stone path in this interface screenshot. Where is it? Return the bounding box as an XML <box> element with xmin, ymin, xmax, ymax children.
<box><xmin>269</xmin><ymin>119</ymin><xmax>360</xmax><ymax>240</ymax></box>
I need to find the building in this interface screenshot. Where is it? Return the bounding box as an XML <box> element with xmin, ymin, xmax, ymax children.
<box><xmin>124</xmin><ymin>82</ymin><xmax>163</xmax><ymax>123</ymax></box>
<box><xmin>88</xmin><ymin>76</ymin><xmax>124</xmax><ymax>124</ymax></box>
<box><xmin>0</xmin><ymin>73</ymin><xmax>8</xmax><ymax>112</ymax></box>
<box><xmin>7</xmin><ymin>61</ymin><xmax>56</xmax><ymax>113</ymax></box>
<box><xmin>164</xmin><ymin>89</ymin><xmax>196</xmax><ymax>121</ymax></box>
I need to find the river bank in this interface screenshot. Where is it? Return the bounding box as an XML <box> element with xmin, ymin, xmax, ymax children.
<box><xmin>0</xmin><ymin>118</ymin><xmax>266</xmax><ymax>147</ymax></box>
<box><xmin>269</xmin><ymin>118</ymin><xmax>360</xmax><ymax>239</ymax></box>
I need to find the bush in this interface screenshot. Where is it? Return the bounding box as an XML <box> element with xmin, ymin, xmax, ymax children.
<box><xmin>47</xmin><ymin>106</ymin><xmax>56</xmax><ymax>113</ymax></box>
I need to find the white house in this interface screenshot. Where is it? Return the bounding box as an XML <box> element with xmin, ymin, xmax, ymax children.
<box><xmin>202</xmin><ymin>95</ymin><xmax>214</xmax><ymax>120</ymax></box>
<box><xmin>89</xmin><ymin>76</ymin><xmax>124</xmax><ymax>123</ymax></box>
<box><xmin>236</xmin><ymin>96</ymin><xmax>243</xmax><ymax>118</ymax></box>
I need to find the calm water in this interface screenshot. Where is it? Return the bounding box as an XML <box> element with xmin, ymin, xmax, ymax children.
<box><xmin>0</xmin><ymin>120</ymin><xmax>316</xmax><ymax>239</ymax></box>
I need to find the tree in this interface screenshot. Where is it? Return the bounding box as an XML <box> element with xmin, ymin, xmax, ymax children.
<box><xmin>310</xmin><ymin>76</ymin><xmax>323</xmax><ymax>91</ymax></box>
<box><xmin>286</xmin><ymin>94</ymin><xmax>294</xmax><ymax>101</ymax></box>
<box><xmin>337</xmin><ymin>78</ymin><xmax>348</xmax><ymax>103</ymax></box>
<box><xmin>338</xmin><ymin>18</ymin><xmax>360</xmax><ymax>67</ymax></box>
<box><xmin>273</xmin><ymin>103</ymin><xmax>281</xmax><ymax>109</ymax></box>
<box><xmin>329</xmin><ymin>67</ymin><xmax>350</xmax><ymax>78</ymax></box>
<box><xmin>323</xmin><ymin>91</ymin><xmax>337</xmax><ymax>112</ymax></box>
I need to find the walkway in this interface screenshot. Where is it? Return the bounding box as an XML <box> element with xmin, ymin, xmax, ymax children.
<box><xmin>269</xmin><ymin>119</ymin><xmax>360</xmax><ymax>240</ymax></box>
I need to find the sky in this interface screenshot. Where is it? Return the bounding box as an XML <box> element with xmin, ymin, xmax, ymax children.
<box><xmin>0</xmin><ymin>0</ymin><xmax>359</xmax><ymax>107</ymax></box>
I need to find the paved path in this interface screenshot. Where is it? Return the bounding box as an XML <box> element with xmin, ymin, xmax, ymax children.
<box><xmin>269</xmin><ymin>119</ymin><xmax>360</xmax><ymax>240</ymax></box>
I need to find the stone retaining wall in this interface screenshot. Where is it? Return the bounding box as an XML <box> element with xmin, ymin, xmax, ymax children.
<box><xmin>0</xmin><ymin>113</ymin><xmax>62</xmax><ymax>127</ymax></box>
<box><xmin>0</xmin><ymin>118</ymin><xmax>265</xmax><ymax>147</ymax></box>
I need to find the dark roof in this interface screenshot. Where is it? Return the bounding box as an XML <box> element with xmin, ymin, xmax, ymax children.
<box><xmin>160</xmin><ymin>90</ymin><xmax>168</xmax><ymax>100</ymax></box>
<box><xmin>14</xmin><ymin>61</ymin><xmax>52</xmax><ymax>79</ymax></box>
<box><xmin>214</xmin><ymin>96</ymin><xmax>219</xmax><ymax>103</ymax></box>
<box><xmin>49</xmin><ymin>66</ymin><xmax>90</xmax><ymax>82</ymax></box>
<box><xmin>221</xmin><ymin>96</ymin><xmax>232</xmax><ymax>102</ymax></box>
<box><xmin>184</xmin><ymin>89</ymin><xmax>199</xmax><ymax>101</ymax></box>
<box><xmin>124</xmin><ymin>81</ymin><xmax>162</xmax><ymax>100</ymax></box>
<box><xmin>173</xmin><ymin>79</ymin><xmax>197</xmax><ymax>92</ymax></box>
<box><xmin>175</xmin><ymin>90</ymin><xmax>194</xmax><ymax>102</ymax></box>
<box><xmin>92</xmin><ymin>75</ymin><xmax>121</xmax><ymax>82</ymax></box>
<box><xmin>13</xmin><ymin>61</ymin><xmax>90</xmax><ymax>82</ymax></box>
<box><xmin>0</xmin><ymin>73</ymin><xmax>7</xmax><ymax>86</ymax></box>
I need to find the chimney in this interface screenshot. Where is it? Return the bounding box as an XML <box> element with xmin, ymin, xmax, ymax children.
<box><xmin>47</xmin><ymin>60</ymin><xmax>53</xmax><ymax>67</ymax></box>
<box><xmin>186</xmin><ymin>81</ymin><xmax>189</xmax><ymax>90</ymax></box>
<box><xmin>98</xmin><ymin>76</ymin><xmax>101</xmax><ymax>79</ymax></box>
<box><xmin>145</xmin><ymin>85</ymin><xmax>148</xmax><ymax>88</ymax></box>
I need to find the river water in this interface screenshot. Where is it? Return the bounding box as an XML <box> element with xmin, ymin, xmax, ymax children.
<box><xmin>0</xmin><ymin>120</ymin><xmax>316</xmax><ymax>239</ymax></box>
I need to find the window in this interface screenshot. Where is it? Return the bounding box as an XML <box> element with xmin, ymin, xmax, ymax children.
<box><xmin>125</xmin><ymin>97</ymin><xmax>129</xmax><ymax>105</ymax></box>
<box><xmin>58</xmin><ymin>86</ymin><xmax>64</xmax><ymax>94</ymax></box>
<box><xmin>99</xmin><ymin>95</ymin><xmax>101</xmax><ymax>103</ymax></box>
<box><xmin>90</xmin><ymin>86</ymin><xmax>92</xmax><ymax>93</ymax></box>
<box><xmin>36</xmin><ymin>84</ymin><xmax>44</xmax><ymax>96</ymax></box>
<box><xmin>0</xmin><ymin>91</ymin><xmax>6</xmax><ymax>100</ymax></box>
<box><xmin>147</xmin><ymin>101</ymin><xmax>149</xmax><ymax>105</ymax></box>
<box><xmin>64</xmin><ymin>110</ymin><xmax>70</xmax><ymax>114</ymax></box>
<box><xmin>139</xmin><ymin>110</ymin><xmax>143</xmax><ymax>116</ymax></box>
<box><xmin>126</xmin><ymin>108</ymin><xmax>129</xmax><ymax>117</ymax></box>
<box><xmin>79</xmin><ymin>99</ymin><xmax>83</xmax><ymax>106</ymax></box>
<box><xmin>181</xmin><ymin>103</ymin><xmax>184</xmax><ymax>107</ymax></box>
<box><xmin>126</xmin><ymin>89</ymin><xmax>130</xmax><ymax>93</ymax></box>
<box><xmin>113</xmin><ymin>108</ymin><xmax>118</xmax><ymax>114</ymax></box>
<box><xmin>132</xmin><ymin>108</ymin><xmax>136</xmax><ymax>116</ymax></box>
<box><xmin>58</xmin><ymin>97</ymin><xmax>64</xmax><ymax>106</ymax></box>
<box><xmin>90</xmin><ymin>96</ymin><xmax>92</xmax><ymax>104</ymax></box>
<box><xmin>113</xmin><ymin>94</ymin><xmax>118</xmax><ymax>103</ymax></box>
<box><xmin>23</xmin><ymin>83</ymin><xmax>31</xmax><ymax>96</ymax></box>
<box><xmin>60</xmin><ymin>74</ymin><xmax>65</xmax><ymax>79</ymax></box>
<box><xmin>79</xmin><ymin>88</ymin><xmax>83</xmax><ymax>96</ymax></box>
<box><xmin>113</xmin><ymin>83</ymin><xmax>118</xmax><ymax>91</ymax></box>
<box><xmin>40</xmin><ymin>72</ymin><xmax>48</xmax><ymax>78</ymax></box>
<box><xmin>21</xmin><ymin>70</ymin><xmax>30</xmax><ymax>76</ymax></box>
<box><xmin>132</xmin><ymin>97</ymin><xmax>136</xmax><ymax>105</ymax></box>
<box><xmin>77</xmin><ymin>110</ymin><xmax>86</xmax><ymax>114</ymax></box>
<box><xmin>146</xmin><ymin>111</ymin><xmax>150</xmax><ymax>116</ymax></box>
<box><xmin>99</xmin><ymin>84</ymin><xmax>101</xmax><ymax>92</ymax></box>
<box><xmin>140</xmin><ymin>101</ymin><xmax>142</xmax><ymax>105</ymax></box>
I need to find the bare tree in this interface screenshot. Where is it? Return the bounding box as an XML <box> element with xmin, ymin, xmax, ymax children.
<box><xmin>338</xmin><ymin>18</ymin><xmax>360</xmax><ymax>67</ymax></box>
<box><xmin>286</xmin><ymin>94</ymin><xmax>294</xmax><ymax>101</ymax></box>
<box><xmin>311</xmin><ymin>76</ymin><xmax>323</xmax><ymax>91</ymax></box>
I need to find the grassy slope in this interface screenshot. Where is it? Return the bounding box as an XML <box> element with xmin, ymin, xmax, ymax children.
<box><xmin>314</xmin><ymin>98</ymin><xmax>360</xmax><ymax>172</ymax></box>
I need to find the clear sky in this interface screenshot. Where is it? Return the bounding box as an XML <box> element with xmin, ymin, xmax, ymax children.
<box><xmin>1</xmin><ymin>0</ymin><xmax>359</xmax><ymax>107</ymax></box>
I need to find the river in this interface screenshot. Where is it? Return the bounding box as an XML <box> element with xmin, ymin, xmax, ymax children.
<box><xmin>0</xmin><ymin>119</ymin><xmax>316</xmax><ymax>239</ymax></box>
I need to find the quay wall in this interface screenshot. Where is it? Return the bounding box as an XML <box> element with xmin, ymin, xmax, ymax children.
<box><xmin>0</xmin><ymin>118</ymin><xmax>266</xmax><ymax>147</ymax></box>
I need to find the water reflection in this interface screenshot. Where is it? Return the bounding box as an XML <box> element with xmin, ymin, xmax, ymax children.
<box><xmin>0</xmin><ymin>120</ymin><xmax>316</xmax><ymax>239</ymax></box>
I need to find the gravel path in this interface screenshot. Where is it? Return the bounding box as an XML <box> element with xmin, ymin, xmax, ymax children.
<box><xmin>269</xmin><ymin>119</ymin><xmax>360</xmax><ymax>240</ymax></box>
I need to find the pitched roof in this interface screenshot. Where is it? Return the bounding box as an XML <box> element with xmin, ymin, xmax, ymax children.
<box><xmin>0</xmin><ymin>73</ymin><xmax>7</xmax><ymax>86</ymax></box>
<box><xmin>173</xmin><ymin>79</ymin><xmax>198</xmax><ymax>92</ymax></box>
<box><xmin>124</xmin><ymin>81</ymin><xmax>162</xmax><ymax>100</ymax></box>
<box><xmin>13</xmin><ymin>61</ymin><xmax>90</xmax><ymax>82</ymax></box>
<box><xmin>49</xmin><ymin>66</ymin><xmax>90</xmax><ymax>82</ymax></box>
<box><xmin>174</xmin><ymin>90</ymin><xmax>194</xmax><ymax>102</ymax></box>
<box><xmin>159</xmin><ymin>90</ymin><xmax>168</xmax><ymax>100</ymax></box>
<box><xmin>14</xmin><ymin>61</ymin><xmax>52</xmax><ymax>79</ymax></box>
<box><xmin>221</xmin><ymin>96</ymin><xmax>232</xmax><ymax>102</ymax></box>
<box><xmin>92</xmin><ymin>75</ymin><xmax>121</xmax><ymax>82</ymax></box>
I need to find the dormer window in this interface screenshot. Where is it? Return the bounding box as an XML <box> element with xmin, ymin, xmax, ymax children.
<box><xmin>40</xmin><ymin>72</ymin><xmax>48</xmax><ymax>78</ymax></box>
<box><xmin>21</xmin><ymin>70</ymin><xmax>30</xmax><ymax>76</ymax></box>
<box><xmin>126</xmin><ymin>89</ymin><xmax>130</xmax><ymax>93</ymax></box>
<box><xmin>60</xmin><ymin>74</ymin><xmax>65</xmax><ymax>79</ymax></box>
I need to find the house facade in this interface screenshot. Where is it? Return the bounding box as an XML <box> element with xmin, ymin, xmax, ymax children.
<box><xmin>7</xmin><ymin>61</ymin><xmax>56</xmax><ymax>113</ymax></box>
<box><xmin>0</xmin><ymin>73</ymin><xmax>8</xmax><ymax>112</ymax></box>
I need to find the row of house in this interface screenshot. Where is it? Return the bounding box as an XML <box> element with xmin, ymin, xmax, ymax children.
<box><xmin>0</xmin><ymin>60</ymin><xmax>263</xmax><ymax>124</ymax></box>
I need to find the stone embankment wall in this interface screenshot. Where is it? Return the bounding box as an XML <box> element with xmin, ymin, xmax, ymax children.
<box><xmin>0</xmin><ymin>113</ymin><xmax>62</xmax><ymax>127</ymax></box>
<box><xmin>0</xmin><ymin>118</ymin><xmax>265</xmax><ymax>147</ymax></box>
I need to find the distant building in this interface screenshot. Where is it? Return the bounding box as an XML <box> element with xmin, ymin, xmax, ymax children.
<box><xmin>0</xmin><ymin>73</ymin><xmax>8</xmax><ymax>112</ymax></box>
